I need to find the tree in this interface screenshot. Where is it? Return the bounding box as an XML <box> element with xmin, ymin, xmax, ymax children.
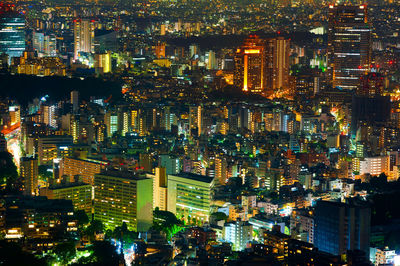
<box><xmin>53</xmin><ymin>241</ymin><xmax>76</xmax><ymax>264</ymax></box>
<box><xmin>79</xmin><ymin>241</ymin><xmax>120</xmax><ymax>266</ymax></box>
<box><xmin>38</xmin><ymin>165</ymin><xmax>53</xmax><ymax>182</ymax></box>
<box><xmin>0</xmin><ymin>152</ymin><xmax>19</xmax><ymax>192</ymax></box>
<box><xmin>75</xmin><ymin>210</ymin><xmax>89</xmax><ymax>228</ymax></box>
<box><xmin>210</xmin><ymin>212</ymin><xmax>228</xmax><ymax>222</ymax></box>
<box><xmin>110</xmin><ymin>222</ymin><xmax>138</xmax><ymax>250</ymax></box>
<box><xmin>0</xmin><ymin>240</ymin><xmax>45</xmax><ymax>266</ymax></box>
<box><xmin>153</xmin><ymin>208</ymin><xmax>183</xmax><ymax>241</ymax></box>
<box><xmin>84</xmin><ymin>219</ymin><xmax>104</xmax><ymax>242</ymax></box>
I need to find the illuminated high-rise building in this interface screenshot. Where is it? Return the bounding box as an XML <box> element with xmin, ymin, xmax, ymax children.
<box><xmin>358</xmin><ymin>72</ymin><xmax>384</xmax><ymax>97</ymax></box>
<box><xmin>167</xmin><ymin>173</ymin><xmax>214</xmax><ymax>223</ymax></box>
<box><xmin>234</xmin><ymin>35</ymin><xmax>266</xmax><ymax>94</ymax></box>
<box><xmin>215</xmin><ymin>156</ymin><xmax>227</xmax><ymax>185</ymax></box>
<box><xmin>32</xmin><ymin>32</ymin><xmax>56</xmax><ymax>57</ymax></box>
<box><xmin>265</xmin><ymin>37</ymin><xmax>290</xmax><ymax>96</ymax></box>
<box><xmin>328</xmin><ymin>4</ymin><xmax>371</xmax><ymax>90</ymax></box>
<box><xmin>104</xmin><ymin>112</ymin><xmax>119</xmax><ymax>137</ymax></box>
<box><xmin>73</xmin><ymin>19</ymin><xmax>94</xmax><ymax>60</ymax></box>
<box><xmin>189</xmin><ymin>106</ymin><xmax>202</xmax><ymax>136</ymax></box>
<box><xmin>20</xmin><ymin>157</ymin><xmax>38</xmax><ymax>196</ymax></box>
<box><xmin>0</xmin><ymin>7</ymin><xmax>25</xmax><ymax>63</ymax></box>
<box><xmin>9</xmin><ymin>105</ymin><xmax>20</xmax><ymax>126</ymax></box>
<box><xmin>94</xmin><ymin>170</ymin><xmax>153</xmax><ymax>231</ymax></box>
<box><xmin>146</xmin><ymin>167</ymin><xmax>167</xmax><ymax>211</ymax></box>
<box><xmin>94</xmin><ymin>51</ymin><xmax>111</xmax><ymax>73</ymax></box>
<box><xmin>71</xmin><ymin>90</ymin><xmax>79</xmax><ymax>113</ymax></box>
<box><xmin>155</xmin><ymin>42</ymin><xmax>166</xmax><ymax>58</ymax></box>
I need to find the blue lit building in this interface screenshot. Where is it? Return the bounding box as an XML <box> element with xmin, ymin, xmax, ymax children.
<box><xmin>314</xmin><ymin>200</ymin><xmax>370</xmax><ymax>258</ymax></box>
<box><xmin>0</xmin><ymin>11</ymin><xmax>25</xmax><ymax>63</ymax></box>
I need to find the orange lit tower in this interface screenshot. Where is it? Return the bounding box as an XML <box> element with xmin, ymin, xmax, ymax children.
<box><xmin>234</xmin><ymin>35</ymin><xmax>267</xmax><ymax>94</ymax></box>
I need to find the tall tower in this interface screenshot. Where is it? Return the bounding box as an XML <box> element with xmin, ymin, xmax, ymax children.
<box><xmin>20</xmin><ymin>157</ymin><xmax>39</xmax><ymax>196</ymax></box>
<box><xmin>71</xmin><ymin>90</ymin><xmax>79</xmax><ymax>113</ymax></box>
<box><xmin>265</xmin><ymin>37</ymin><xmax>290</xmax><ymax>96</ymax></box>
<box><xmin>0</xmin><ymin>6</ymin><xmax>25</xmax><ymax>62</ymax></box>
<box><xmin>73</xmin><ymin>19</ymin><xmax>94</xmax><ymax>60</ymax></box>
<box><xmin>234</xmin><ymin>35</ymin><xmax>266</xmax><ymax>94</ymax></box>
<box><xmin>328</xmin><ymin>4</ymin><xmax>371</xmax><ymax>90</ymax></box>
<box><xmin>189</xmin><ymin>106</ymin><xmax>202</xmax><ymax>136</ymax></box>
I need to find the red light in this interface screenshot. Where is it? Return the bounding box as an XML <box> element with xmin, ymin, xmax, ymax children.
<box><xmin>277</xmin><ymin>31</ymin><xmax>281</xmax><ymax>35</ymax></box>
<box><xmin>358</xmin><ymin>65</ymin><xmax>362</xmax><ymax>69</ymax></box>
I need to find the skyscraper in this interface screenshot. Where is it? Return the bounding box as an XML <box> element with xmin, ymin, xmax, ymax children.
<box><xmin>234</xmin><ymin>35</ymin><xmax>290</xmax><ymax>96</ymax></box>
<box><xmin>234</xmin><ymin>35</ymin><xmax>266</xmax><ymax>94</ymax></box>
<box><xmin>71</xmin><ymin>90</ymin><xmax>79</xmax><ymax>113</ymax></box>
<box><xmin>20</xmin><ymin>157</ymin><xmax>38</xmax><ymax>196</ymax></box>
<box><xmin>0</xmin><ymin>7</ymin><xmax>25</xmax><ymax>63</ymax></box>
<box><xmin>265</xmin><ymin>37</ymin><xmax>290</xmax><ymax>96</ymax></box>
<box><xmin>328</xmin><ymin>4</ymin><xmax>371</xmax><ymax>90</ymax></box>
<box><xmin>314</xmin><ymin>200</ymin><xmax>370</xmax><ymax>257</ymax></box>
<box><xmin>73</xmin><ymin>19</ymin><xmax>94</xmax><ymax>60</ymax></box>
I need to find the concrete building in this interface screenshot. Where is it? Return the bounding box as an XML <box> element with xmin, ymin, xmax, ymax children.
<box><xmin>20</xmin><ymin>157</ymin><xmax>38</xmax><ymax>196</ymax></box>
<box><xmin>314</xmin><ymin>200</ymin><xmax>370</xmax><ymax>257</ymax></box>
<box><xmin>60</xmin><ymin>157</ymin><xmax>107</xmax><ymax>185</ymax></box>
<box><xmin>223</xmin><ymin>220</ymin><xmax>253</xmax><ymax>251</ymax></box>
<box><xmin>37</xmin><ymin>135</ymin><xmax>73</xmax><ymax>165</ymax></box>
<box><xmin>167</xmin><ymin>172</ymin><xmax>214</xmax><ymax>224</ymax></box>
<box><xmin>94</xmin><ymin>170</ymin><xmax>153</xmax><ymax>231</ymax></box>
<box><xmin>147</xmin><ymin>167</ymin><xmax>168</xmax><ymax>211</ymax></box>
<box><xmin>40</xmin><ymin>182</ymin><xmax>93</xmax><ymax>215</ymax></box>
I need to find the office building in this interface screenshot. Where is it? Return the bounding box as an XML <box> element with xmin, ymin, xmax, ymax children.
<box><xmin>314</xmin><ymin>200</ymin><xmax>370</xmax><ymax>257</ymax></box>
<box><xmin>328</xmin><ymin>4</ymin><xmax>371</xmax><ymax>90</ymax></box>
<box><xmin>167</xmin><ymin>173</ymin><xmax>214</xmax><ymax>223</ymax></box>
<box><xmin>104</xmin><ymin>112</ymin><xmax>119</xmax><ymax>137</ymax></box>
<box><xmin>20</xmin><ymin>157</ymin><xmax>38</xmax><ymax>196</ymax></box>
<box><xmin>73</xmin><ymin>19</ymin><xmax>94</xmax><ymax>60</ymax></box>
<box><xmin>265</xmin><ymin>37</ymin><xmax>290</xmax><ymax>96</ymax></box>
<box><xmin>37</xmin><ymin>135</ymin><xmax>73</xmax><ymax>165</ymax></box>
<box><xmin>147</xmin><ymin>167</ymin><xmax>168</xmax><ymax>211</ymax></box>
<box><xmin>234</xmin><ymin>35</ymin><xmax>267</xmax><ymax>94</ymax></box>
<box><xmin>94</xmin><ymin>52</ymin><xmax>112</xmax><ymax>74</ymax></box>
<box><xmin>94</xmin><ymin>170</ymin><xmax>153</xmax><ymax>231</ymax></box>
<box><xmin>32</xmin><ymin>32</ymin><xmax>56</xmax><ymax>57</ymax></box>
<box><xmin>159</xmin><ymin>154</ymin><xmax>180</xmax><ymax>175</ymax></box>
<box><xmin>0</xmin><ymin>8</ymin><xmax>25</xmax><ymax>63</ymax></box>
<box><xmin>71</xmin><ymin>90</ymin><xmax>79</xmax><ymax>113</ymax></box>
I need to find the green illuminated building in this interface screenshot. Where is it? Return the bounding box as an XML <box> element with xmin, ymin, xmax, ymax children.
<box><xmin>94</xmin><ymin>170</ymin><xmax>153</xmax><ymax>231</ymax></box>
<box><xmin>167</xmin><ymin>173</ymin><xmax>214</xmax><ymax>224</ymax></box>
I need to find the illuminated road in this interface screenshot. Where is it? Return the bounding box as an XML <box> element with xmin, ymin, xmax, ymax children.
<box><xmin>5</xmin><ymin>127</ymin><xmax>21</xmax><ymax>170</ymax></box>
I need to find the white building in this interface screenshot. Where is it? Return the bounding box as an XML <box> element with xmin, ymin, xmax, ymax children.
<box><xmin>360</xmin><ymin>156</ymin><xmax>389</xmax><ymax>177</ymax></box>
<box><xmin>223</xmin><ymin>220</ymin><xmax>252</xmax><ymax>251</ymax></box>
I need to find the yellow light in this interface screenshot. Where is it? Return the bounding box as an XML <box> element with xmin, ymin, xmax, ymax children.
<box><xmin>243</xmin><ymin>55</ymin><xmax>248</xmax><ymax>91</ymax></box>
<box><xmin>244</xmin><ymin>49</ymin><xmax>260</xmax><ymax>54</ymax></box>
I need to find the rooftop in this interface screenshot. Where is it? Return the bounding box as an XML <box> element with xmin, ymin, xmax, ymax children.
<box><xmin>171</xmin><ymin>172</ymin><xmax>214</xmax><ymax>183</ymax></box>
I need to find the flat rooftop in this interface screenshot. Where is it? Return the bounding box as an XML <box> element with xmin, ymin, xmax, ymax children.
<box><xmin>171</xmin><ymin>172</ymin><xmax>214</xmax><ymax>183</ymax></box>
